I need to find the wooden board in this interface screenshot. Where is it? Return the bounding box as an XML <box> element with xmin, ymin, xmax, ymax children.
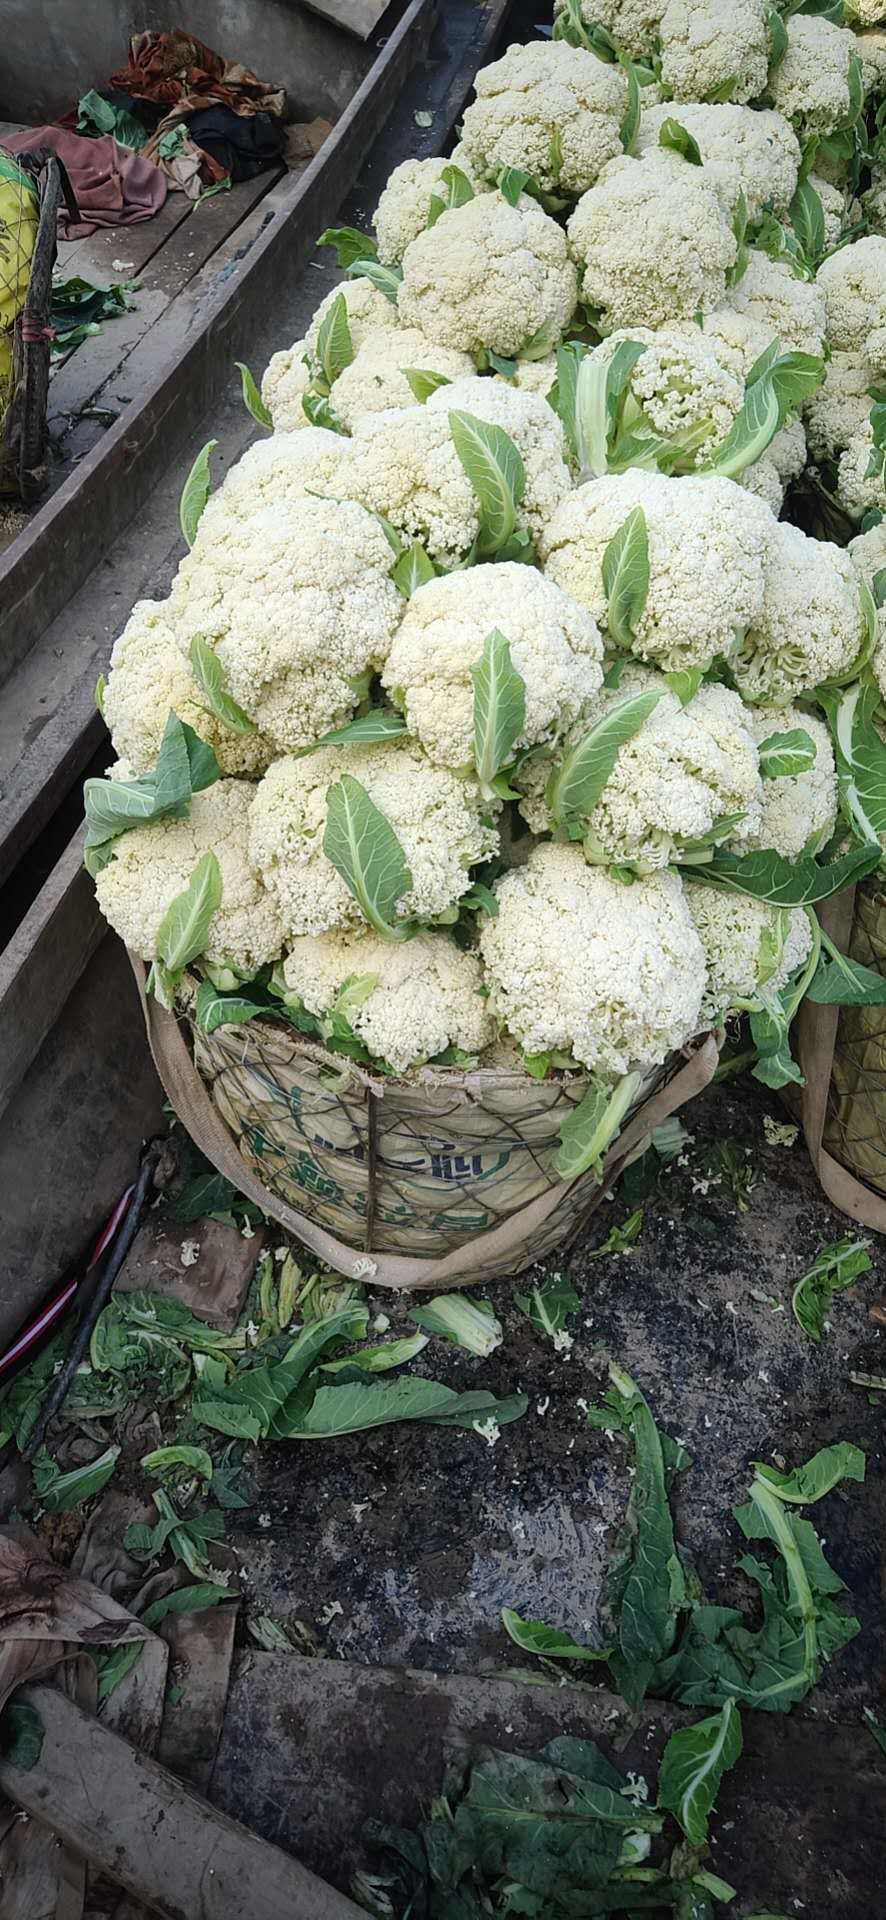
<box><xmin>0</xmin><ymin>1683</ymin><xmax>365</xmax><ymax>1920</ymax></box>
<box><xmin>301</xmin><ymin>0</ymin><xmax>392</xmax><ymax>39</ymax></box>
<box><xmin>0</xmin><ymin>825</ymin><xmax>101</xmax><ymax>1118</ymax></box>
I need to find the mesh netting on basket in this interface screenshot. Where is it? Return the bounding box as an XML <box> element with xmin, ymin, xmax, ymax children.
<box><xmin>826</xmin><ymin>880</ymin><xmax>886</xmax><ymax>1196</ymax></box>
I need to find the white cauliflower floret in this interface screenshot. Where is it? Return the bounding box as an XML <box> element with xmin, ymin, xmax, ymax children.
<box><xmin>553</xmin><ymin>0</ymin><xmax>664</xmax><ymax>59</ymax></box>
<box><xmin>741</xmin><ymin>456</ymin><xmax>785</xmax><ymax>516</ymax></box>
<box><xmin>567</xmin><ymin>155</ymin><xmax>736</xmax><ymax>331</ymax></box>
<box><xmin>726</xmin><ymin>253</ymin><xmax>827</xmax><ymax>359</ymax></box>
<box><xmin>479</xmin><ymin>843</ymin><xmax>706</xmax><ymax>1073</ymax></box>
<box><xmin>281</xmin><ymin>929</ymin><xmax>494</xmax><ymax>1073</ymax></box>
<box><xmin>305</xmin><ymin>278</ymin><xmax>401</xmax><ymax>357</ymax></box>
<box><xmin>397</xmin><ymin>193</ymin><xmax>577</xmax><ymax>359</ymax></box>
<box><xmin>382</xmin><ymin>563</ymin><xmax>603</xmax><ymax>770</ymax></box>
<box><xmin>817</xmin><ymin>236</ymin><xmax>886</xmax><ymax>355</ymax></box>
<box><xmin>95</xmin><ymin>781</ymin><xmax>285</xmax><ymax>973</ymax></box>
<box><xmin>509</xmin><ymin>355</ymin><xmax>558</xmax><ymax>396</ymax></box>
<box><xmin>769</xmin><ymin>15</ymin><xmax>858</xmax><ymax>134</ymax></box>
<box><xmin>803</xmin><ymin>350</ymin><xmax>872</xmax><ymax>462</ymax></box>
<box><xmin>516</xmin><ymin>666</ymin><xmax>764</xmax><ymax>866</ymax></box>
<box><xmin>808</xmin><ymin>172</ymin><xmax>847</xmax><ymax>250</ymax></box>
<box><xmin>460</xmin><ymin>41</ymin><xmax>626</xmax><ymax>196</ymax></box>
<box><xmin>553</xmin><ymin>0</ymin><xmax>664</xmax><ymax>58</ymax></box>
<box><xmin>169</xmin><ymin>497</ymin><xmax>403</xmax><ymax>754</ymax></box>
<box><xmin>199</xmin><ymin>431</ymin><xmax>346</xmax><ymax>526</ymax></box>
<box><xmin>853</xmin><ymin>2</ymin><xmax>886</xmax><ymax>30</ymax></box>
<box><xmin>635</xmin><ymin>103</ymin><xmax>800</xmax><ymax>220</ymax></box>
<box><xmin>540</xmin><ymin>469</ymin><xmax>775</xmax><ymax>674</ymax></box>
<box><xmin>589</xmin><ymin>323</ymin><xmax>745</xmax><ymax>469</ymax></box>
<box><xmin>331</xmin><ymin>328</ymin><xmax>473</xmax><ymax>432</ymax></box>
<box><xmin>837</xmin><ymin>423</ymin><xmax>886</xmax><ymax>519</ymax></box>
<box><xmin>733</xmin><ymin>521</ymin><xmax>865</xmax><ymax>700</ymax></box>
<box><xmin>702</xmin><ymin>304</ymin><xmax>779</xmax><ymax>377</ymax></box>
<box><xmin>103</xmin><ymin>600</ymin><xmax>273</xmax><ymax>780</ymax></box>
<box><xmin>424</xmin><ymin>373</ymin><xmax>572</xmax><ymax>542</ymax></box>
<box><xmin>768</xmin><ymin>415</ymin><xmax>808</xmax><ymax>486</ymax></box>
<box><xmin>857</xmin><ymin>29</ymin><xmax>886</xmax><ymax>96</ymax></box>
<box><xmin>336</xmin><ymin>407</ymin><xmax>478</xmax><ymax>569</ymax></box>
<box><xmin>685</xmin><ymin>881</ymin><xmax>813</xmax><ymax>1024</ymax></box>
<box><xmin>374</xmin><ymin>154</ymin><xmax>484</xmax><ymax>267</ymax></box>
<box><xmin>739</xmin><ymin>703</ymin><xmax>837</xmax><ymax>858</ymax></box>
<box><xmin>849</xmin><ymin>516</ymin><xmax>886</xmax><ymax>583</ymax></box>
<box><xmin>248</xmin><ymin>742</ymin><xmax>498</xmax><ymax>938</ymax></box>
<box><xmin>261</xmin><ymin>341</ymin><xmax>312</xmax><ymax>432</ymax></box>
<box><xmin>656</xmin><ymin>0</ymin><xmax>771</xmax><ymax>106</ymax></box>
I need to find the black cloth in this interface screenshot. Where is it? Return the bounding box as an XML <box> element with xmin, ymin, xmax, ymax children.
<box><xmin>182</xmin><ymin>105</ymin><xmax>285</xmax><ymax>182</ymax></box>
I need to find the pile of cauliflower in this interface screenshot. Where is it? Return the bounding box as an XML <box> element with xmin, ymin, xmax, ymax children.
<box><xmin>89</xmin><ymin>1</ymin><xmax>886</xmax><ymax>1151</ymax></box>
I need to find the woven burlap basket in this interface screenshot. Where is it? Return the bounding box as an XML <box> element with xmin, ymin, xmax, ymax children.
<box><xmin>132</xmin><ymin>956</ymin><xmax>719</xmax><ymax>1289</ymax></box>
<box><xmin>791</xmin><ymin>880</ymin><xmax>886</xmax><ymax>1232</ymax></box>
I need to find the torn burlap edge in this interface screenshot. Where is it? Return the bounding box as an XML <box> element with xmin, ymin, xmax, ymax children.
<box><xmin>789</xmin><ymin>884</ymin><xmax>886</xmax><ymax>1232</ymax></box>
<box><xmin>130</xmin><ymin>952</ymin><xmax>719</xmax><ymax>1290</ymax></box>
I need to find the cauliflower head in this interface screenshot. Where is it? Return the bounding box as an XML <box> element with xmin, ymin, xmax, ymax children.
<box><xmin>460</xmin><ymin>40</ymin><xmax>627</xmax><ymax>196</ymax></box>
<box><xmin>509</xmin><ymin>354</ymin><xmax>558</xmax><ymax>396</ymax></box>
<box><xmin>857</xmin><ymin>28</ymin><xmax>886</xmax><ymax>96</ymax></box>
<box><xmin>169</xmin><ymin>497</ymin><xmax>403</xmax><ymax>754</ymax></box>
<box><xmin>374</xmin><ymin>154</ymin><xmax>484</xmax><ymax>267</ymax></box>
<box><xmin>769</xmin><ymin>14</ymin><xmax>858</xmax><ymax>134</ymax></box>
<box><xmin>335</xmin><ymin>406</ymin><xmax>479</xmax><ymax>569</ymax></box>
<box><xmin>553</xmin><ymin>0</ymin><xmax>664</xmax><ymax>58</ymax></box>
<box><xmin>726</xmin><ymin>253</ymin><xmax>827</xmax><ymax>359</ymax></box>
<box><xmin>733</xmin><ymin>521</ymin><xmax>866</xmax><ymax>701</ymax></box>
<box><xmin>740</xmin><ymin>456</ymin><xmax>784</xmax><ymax>516</ymax></box>
<box><xmin>330</xmin><ymin>327</ymin><xmax>473</xmax><ymax>431</ymax></box>
<box><xmin>247</xmin><ymin>741</ymin><xmax>498</xmax><ymax>938</ymax></box>
<box><xmin>588</xmin><ymin>322</ymin><xmax>745</xmax><ymax>469</ymax></box>
<box><xmin>516</xmin><ymin>665</ymin><xmax>764</xmax><ymax>866</ymax></box>
<box><xmin>198</xmin><ymin>431</ymin><xmax>346</xmax><ymax>528</ymax></box>
<box><xmin>397</xmin><ymin>193</ymin><xmax>577</xmax><ymax>359</ymax></box>
<box><xmin>738</xmin><ymin>703</ymin><xmax>837</xmax><ymax>858</ymax></box>
<box><xmin>849</xmin><ymin>516</ymin><xmax>886</xmax><ymax>583</ymax></box>
<box><xmin>540</xmin><ymin>468</ymin><xmax>775</xmax><ymax>673</ymax></box>
<box><xmin>382</xmin><ymin>562</ymin><xmax>604</xmax><ymax>770</ymax></box>
<box><xmin>656</xmin><ymin>0</ymin><xmax>771</xmax><ymax>106</ymax></box>
<box><xmin>802</xmin><ymin>350</ymin><xmax>872</xmax><ymax>462</ymax></box>
<box><xmin>685</xmin><ymin>880</ymin><xmax>813</xmax><ymax>1024</ymax></box>
<box><xmin>305</xmin><ymin>278</ymin><xmax>401</xmax><ymax>357</ymax></box>
<box><xmin>808</xmin><ymin>172</ymin><xmax>848</xmax><ymax>250</ymax></box>
<box><xmin>261</xmin><ymin>341</ymin><xmax>312</xmax><ymax>432</ymax></box>
<box><xmin>424</xmin><ymin>373</ymin><xmax>572</xmax><ymax>541</ymax></box>
<box><xmin>95</xmin><ymin>780</ymin><xmax>285</xmax><ymax>973</ymax></box>
<box><xmin>702</xmin><ymin>303</ymin><xmax>782</xmax><ymax>378</ymax></box>
<box><xmin>635</xmin><ymin>103</ymin><xmax>800</xmax><ymax>220</ymax></box>
<box><xmin>103</xmin><ymin>600</ymin><xmax>273</xmax><ymax>780</ymax></box>
<box><xmin>281</xmin><ymin>928</ymin><xmax>494</xmax><ymax>1073</ymax></box>
<box><xmin>816</xmin><ymin>235</ymin><xmax>886</xmax><ymax>355</ymax></box>
<box><xmin>567</xmin><ymin>155</ymin><xmax>737</xmax><ymax>331</ymax></box>
<box><xmin>479</xmin><ymin>842</ymin><xmax>707</xmax><ymax>1074</ymax></box>
<box><xmin>836</xmin><ymin>421</ymin><xmax>886</xmax><ymax>520</ymax></box>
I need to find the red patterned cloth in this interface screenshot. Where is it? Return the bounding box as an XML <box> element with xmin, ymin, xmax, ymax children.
<box><xmin>110</xmin><ymin>29</ymin><xmax>285</xmax><ymax>122</ymax></box>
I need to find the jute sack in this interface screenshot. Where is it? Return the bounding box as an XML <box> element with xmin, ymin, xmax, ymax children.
<box><xmin>131</xmin><ymin>955</ymin><xmax>719</xmax><ymax>1290</ymax></box>
<box><xmin>792</xmin><ymin>881</ymin><xmax>886</xmax><ymax>1231</ymax></box>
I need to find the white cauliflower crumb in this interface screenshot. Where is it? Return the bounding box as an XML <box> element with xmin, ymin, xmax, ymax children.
<box><xmin>473</xmin><ymin>1416</ymin><xmax>502</xmax><ymax>1447</ymax></box>
<box><xmin>180</xmin><ymin>1240</ymin><xmax>200</xmax><ymax>1268</ymax></box>
<box><xmin>763</xmin><ymin>1116</ymin><xmax>799</xmax><ymax>1147</ymax></box>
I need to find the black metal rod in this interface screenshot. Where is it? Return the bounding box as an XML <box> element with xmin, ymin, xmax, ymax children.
<box><xmin>23</xmin><ymin>1149</ymin><xmax>160</xmax><ymax>1460</ymax></box>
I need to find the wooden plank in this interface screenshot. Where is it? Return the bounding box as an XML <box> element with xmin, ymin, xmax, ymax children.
<box><xmin>51</xmin><ymin>191</ymin><xmax>195</xmax><ymax>327</ymax></box>
<box><xmin>0</xmin><ymin>825</ymin><xmax>101</xmax><ymax>1117</ymax></box>
<box><xmin>301</xmin><ymin>0</ymin><xmax>391</xmax><ymax>39</ymax></box>
<box><xmin>0</xmin><ymin>0</ymin><xmax>434</xmax><ymax>690</ymax></box>
<box><xmin>0</xmin><ymin>1683</ymin><xmax>366</xmax><ymax>1920</ymax></box>
<box><xmin>48</xmin><ymin>171</ymin><xmax>282</xmax><ymax>433</ymax></box>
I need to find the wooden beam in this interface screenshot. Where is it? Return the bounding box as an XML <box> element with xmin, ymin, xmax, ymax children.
<box><xmin>0</xmin><ymin>827</ymin><xmax>102</xmax><ymax>1118</ymax></box>
<box><xmin>1</xmin><ymin>1683</ymin><xmax>366</xmax><ymax>1920</ymax></box>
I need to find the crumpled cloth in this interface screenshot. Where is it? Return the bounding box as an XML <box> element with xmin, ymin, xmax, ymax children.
<box><xmin>0</xmin><ymin>127</ymin><xmax>166</xmax><ymax>239</ymax></box>
<box><xmin>111</xmin><ymin>30</ymin><xmax>285</xmax><ymax>122</ymax></box>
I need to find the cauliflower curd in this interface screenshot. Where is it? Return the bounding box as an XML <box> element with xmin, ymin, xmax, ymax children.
<box><xmin>540</xmin><ymin>468</ymin><xmax>775</xmax><ymax>673</ymax></box>
<box><xmin>460</xmin><ymin>40</ymin><xmax>627</xmax><ymax>196</ymax></box>
<box><xmin>634</xmin><ymin>103</ymin><xmax>800</xmax><ymax>220</ymax></box>
<box><xmin>247</xmin><ymin>742</ymin><xmax>498</xmax><ymax>939</ymax></box>
<box><xmin>656</xmin><ymin>0</ymin><xmax>770</xmax><ymax>106</ymax></box>
<box><xmin>686</xmin><ymin>882</ymin><xmax>814</xmax><ymax>1025</ymax></box>
<box><xmin>169</xmin><ymin>497</ymin><xmax>403</xmax><ymax>754</ymax></box>
<box><xmin>733</xmin><ymin>522</ymin><xmax>866</xmax><ymax>702</ymax></box>
<box><xmin>96</xmin><ymin>782</ymin><xmax>284</xmax><ymax>974</ymax></box>
<box><xmin>480</xmin><ymin>843</ymin><xmax>707</xmax><ymax>1074</ymax></box>
<box><xmin>382</xmin><ymin>563</ymin><xmax>604</xmax><ymax>770</ymax></box>
<box><xmin>103</xmin><ymin>600</ymin><xmax>274</xmax><ymax>780</ymax></box>
<box><xmin>282</xmin><ymin>929</ymin><xmax>494</xmax><ymax>1073</ymax></box>
<box><xmin>567</xmin><ymin>155</ymin><xmax>737</xmax><ymax>331</ymax></box>
<box><xmin>397</xmin><ymin>192</ymin><xmax>578</xmax><ymax>358</ymax></box>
